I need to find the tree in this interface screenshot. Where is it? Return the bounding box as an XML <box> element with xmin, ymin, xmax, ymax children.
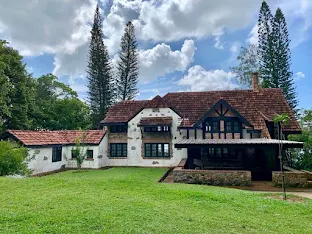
<box><xmin>274</xmin><ymin>113</ymin><xmax>290</xmax><ymax>200</ymax></box>
<box><xmin>0</xmin><ymin>141</ymin><xmax>30</xmax><ymax>176</ymax></box>
<box><xmin>272</xmin><ymin>8</ymin><xmax>297</xmax><ymax>111</ymax></box>
<box><xmin>32</xmin><ymin>74</ymin><xmax>91</xmax><ymax>130</ymax></box>
<box><xmin>116</xmin><ymin>21</ymin><xmax>139</xmax><ymax>101</ymax></box>
<box><xmin>0</xmin><ymin>40</ymin><xmax>35</xmax><ymax>131</ymax></box>
<box><xmin>72</xmin><ymin>130</ymin><xmax>87</xmax><ymax>169</ymax></box>
<box><xmin>87</xmin><ymin>4</ymin><xmax>114</xmax><ymax>128</ymax></box>
<box><xmin>289</xmin><ymin>110</ymin><xmax>312</xmax><ymax>171</ymax></box>
<box><xmin>231</xmin><ymin>44</ymin><xmax>260</xmax><ymax>89</ymax></box>
<box><xmin>258</xmin><ymin>1</ymin><xmax>275</xmax><ymax>88</ymax></box>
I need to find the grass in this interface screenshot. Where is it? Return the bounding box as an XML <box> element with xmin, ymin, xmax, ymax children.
<box><xmin>0</xmin><ymin>168</ymin><xmax>312</xmax><ymax>234</ymax></box>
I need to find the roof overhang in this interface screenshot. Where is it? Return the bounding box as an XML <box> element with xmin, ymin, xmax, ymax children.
<box><xmin>175</xmin><ymin>139</ymin><xmax>304</xmax><ymax>149</ymax></box>
<box><xmin>100</xmin><ymin>122</ymin><xmax>127</xmax><ymax>126</ymax></box>
<box><xmin>137</xmin><ymin>124</ymin><xmax>171</xmax><ymax>127</ymax></box>
<box><xmin>137</xmin><ymin>117</ymin><xmax>172</xmax><ymax>127</ymax></box>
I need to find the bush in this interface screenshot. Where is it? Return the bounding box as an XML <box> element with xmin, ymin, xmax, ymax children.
<box><xmin>0</xmin><ymin>141</ymin><xmax>30</xmax><ymax>176</ymax></box>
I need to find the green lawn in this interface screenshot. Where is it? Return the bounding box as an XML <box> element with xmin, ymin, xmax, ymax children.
<box><xmin>0</xmin><ymin>168</ymin><xmax>312</xmax><ymax>234</ymax></box>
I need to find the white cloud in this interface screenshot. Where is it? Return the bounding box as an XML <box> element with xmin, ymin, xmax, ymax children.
<box><xmin>136</xmin><ymin>0</ymin><xmax>258</xmax><ymax>42</ymax></box>
<box><xmin>295</xmin><ymin>72</ymin><xmax>305</xmax><ymax>81</ymax></box>
<box><xmin>247</xmin><ymin>24</ymin><xmax>259</xmax><ymax>45</ymax></box>
<box><xmin>0</xmin><ymin>0</ymin><xmax>96</xmax><ymax>56</ymax></box>
<box><xmin>139</xmin><ymin>39</ymin><xmax>196</xmax><ymax>82</ymax></box>
<box><xmin>214</xmin><ymin>36</ymin><xmax>224</xmax><ymax>50</ymax></box>
<box><xmin>247</xmin><ymin>0</ymin><xmax>312</xmax><ymax>48</ymax></box>
<box><xmin>178</xmin><ymin>65</ymin><xmax>238</xmax><ymax>91</ymax></box>
<box><xmin>230</xmin><ymin>41</ymin><xmax>241</xmax><ymax>53</ymax></box>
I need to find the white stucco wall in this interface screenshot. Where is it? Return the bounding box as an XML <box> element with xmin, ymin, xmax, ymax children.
<box><xmin>27</xmin><ymin>137</ymin><xmax>107</xmax><ymax>174</ymax></box>
<box><xmin>103</xmin><ymin>108</ymin><xmax>187</xmax><ymax>167</ymax></box>
<box><xmin>28</xmin><ymin>147</ymin><xmax>66</xmax><ymax>175</ymax></box>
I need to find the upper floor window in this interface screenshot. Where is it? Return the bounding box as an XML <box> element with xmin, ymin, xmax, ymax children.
<box><xmin>225</xmin><ymin>120</ymin><xmax>241</xmax><ymax>133</ymax></box>
<box><xmin>205</xmin><ymin>121</ymin><xmax>219</xmax><ymax>132</ymax></box>
<box><xmin>110</xmin><ymin>125</ymin><xmax>127</xmax><ymax>133</ymax></box>
<box><xmin>144</xmin><ymin>126</ymin><xmax>170</xmax><ymax>132</ymax></box>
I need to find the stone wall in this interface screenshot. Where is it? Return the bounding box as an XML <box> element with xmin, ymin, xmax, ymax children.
<box><xmin>173</xmin><ymin>168</ymin><xmax>252</xmax><ymax>186</ymax></box>
<box><xmin>272</xmin><ymin>171</ymin><xmax>311</xmax><ymax>188</ymax></box>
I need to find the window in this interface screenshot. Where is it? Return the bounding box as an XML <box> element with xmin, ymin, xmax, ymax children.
<box><xmin>212</xmin><ymin>121</ymin><xmax>219</xmax><ymax>132</ymax></box>
<box><xmin>52</xmin><ymin>146</ymin><xmax>62</xmax><ymax>162</ymax></box>
<box><xmin>110</xmin><ymin>125</ymin><xmax>127</xmax><ymax>133</ymax></box>
<box><xmin>225</xmin><ymin>120</ymin><xmax>241</xmax><ymax>133</ymax></box>
<box><xmin>110</xmin><ymin>143</ymin><xmax>127</xmax><ymax>157</ymax></box>
<box><xmin>144</xmin><ymin>143</ymin><xmax>170</xmax><ymax>158</ymax></box>
<box><xmin>71</xmin><ymin>149</ymin><xmax>77</xmax><ymax>159</ymax></box>
<box><xmin>233</xmin><ymin>121</ymin><xmax>240</xmax><ymax>132</ymax></box>
<box><xmin>86</xmin><ymin>150</ymin><xmax>93</xmax><ymax>159</ymax></box>
<box><xmin>225</xmin><ymin>121</ymin><xmax>232</xmax><ymax>132</ymax></box>
<box><xmin>144</xmin><ymin>126</ymin><xmax>170</xmax><ymax>132</ymax></box>
<box><xmin>206</xmin><ymin>121</ymin><xmax>219</xmax><ymax>132</ymax></box>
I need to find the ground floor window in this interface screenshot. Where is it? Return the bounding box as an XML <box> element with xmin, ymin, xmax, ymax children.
<box><xmin>201</xmin><ymin>148</ymin><xmax>237</xmax><ymax>159</ymax></box>
<box><xmin>71</xmin><ymin>149</ymin><xmax>77</xmax><ymax>159</ymax></box>
<box><xmin>144</xmin><ymin>143</ymin><xmax>170</xmax><ymax>158</ymax></box>
<box><xmin>110</xmin><ymin>143</ymin><xmax>127</xmax><ymax>157</ymax></box>
<box><xmin>52</xmin><ymin>146</ymin><xmax>62</xmax><ymax>162</ymax></box>
<box><xmin>86</xmin><ymin>149</ymin><xmax>94</xmax><ymax>159</ymax></box>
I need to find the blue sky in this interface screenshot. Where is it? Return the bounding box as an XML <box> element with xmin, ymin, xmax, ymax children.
<box><xmin>1</xmin><ymin>0</ymin><xmax>311</xmax><ymax>109</ymax></box>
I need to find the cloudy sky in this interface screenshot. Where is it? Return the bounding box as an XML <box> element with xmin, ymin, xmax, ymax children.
<box><xmin>0</xmin><ymin>0</ymin><xmax>311</xmax><ymax>108</ymax></box>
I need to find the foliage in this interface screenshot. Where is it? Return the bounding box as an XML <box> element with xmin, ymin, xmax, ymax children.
<box><xmin>116</xmin><ymin>21</ymin><xmax>139</xmax><ymax>101</ymax></box>
<box><xmin>0</xmin><ymin>140</ymin><xmax>30</xmax><ymax>176</ymax></box>
<box><xmin>0</xmin><ymin>168</ymin><xmax>312</xmax><ymax>233</ymax></box>
<box><xmin>0</xmin><ymin>41</ymin><xmax>90</xmax><ymax>133</ymax></box>
<box><xmin>32</xmin><ymin>74</ymin><xmax>91</xmax><ymax>130</ymax></box>
<box><xmin>87</xmin><ymin>4</ymin><xmax>114</xmax><ymax>128</ymax></box>
<box><xmin>257</xmin><ymin>2</ymin><xmax>297</xmax><ymax>112</ymax></box>
<box><xmin>72</xmin><ymin>130</ymin><xmax>87</xmax><ymax>169</ymax></box>
<box><xmin>231</xmin><ymin>44</ymin><xmax>260</xmax><ymax>89</ymax></box>
<box><xmin>289</xmin><ymin>109</ymin><xmax>312</xmax><ymax>171</ymax></box>
<box><xmin>258</xmin><ymin>0</ymin><xmax>274</xmax><ymax>88</ymax></box>
<box><xmin>0</xmin><ymin>40</ymin><xmax>36</xmax><ymax>132</ymax></box>
<box><xmin>273</xmin><ymin>113</ymin><xmax>290</xmax><ymax>125</ymax></box>
<box><xmin>272</xmin><ymin>8</ymin><xmax>297</xmax><ymax>111</ymax></box>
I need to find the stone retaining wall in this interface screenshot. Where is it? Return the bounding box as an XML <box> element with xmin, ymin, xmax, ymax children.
<box><xmin>272</xmin><ymin>171</ymin><xmax>311</xmax><ymax>188</ymax></box>
<box><xmin>173</xmin><ymin>168</ymin><xmax>251</xmax><ymax>186</ymax></box>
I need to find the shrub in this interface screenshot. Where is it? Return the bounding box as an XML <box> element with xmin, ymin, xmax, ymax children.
<box><xmin>0</xmin><ymin>141</ymin><xmax>30</xmax><ymax>176</ymax></box>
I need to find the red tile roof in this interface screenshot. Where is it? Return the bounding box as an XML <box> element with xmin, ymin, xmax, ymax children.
<box><xmin>101</xmin><ymin>100</ymin><xmax>148</xmax><ymax>124</ymax></box>
<box><xmin>5</xmin><ymin>130</ymin><xmax>106</xmax><ymax>146</ymax></box>
<box><xmin>138</xmin><ymin>117</ymin><xmax>173</xmax><ymax>126</ymax></box>
<box><xmin>102</xmin><ymin>89</ymin><xmax>301</xmax><ymax>133</ymax></box>
<box><xmin>163</xmin><ymin>89</ymin><xmax>300</xmax><ymax>132</ymax></box>
<box><xmin>144</xmin><ymin>95</ymin><xmax>169</xmax><ymax>108</ymax></box>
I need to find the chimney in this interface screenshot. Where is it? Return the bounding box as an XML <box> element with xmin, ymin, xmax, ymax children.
<box><xmin>252</xmin><ymin>72</ymin><xmax>259</xmax><ymax>92</ymax></box>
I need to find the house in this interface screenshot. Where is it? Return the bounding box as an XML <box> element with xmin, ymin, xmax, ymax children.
<box><xmin>1</xmin><ymin>73</ymin><xmax>306</xmax><ymax>186</ymax></box>
<box><xmin>1</xmin><ymin>130</ymin><xmax>107</xmax><ymax>174</ymax></box>
<box><xmin>100</xmin><ymin>73</ymin><xmax>305</xmax><ymax>186</ymax></box>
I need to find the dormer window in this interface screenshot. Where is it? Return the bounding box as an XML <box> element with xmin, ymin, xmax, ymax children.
<box><xmin>205</xmin><ymin>121</ymin><xmax>220</xmax><ymax>133</ymax></box>
<box><xmin>225</xmin><ymin>120</ymin><xmax>241</xmax><ymax>133</ymax></box>
<box><xmin>110</xmin><ymin>125</ymin><xmax>127</xmax><ymax>133</ymax></box>
<box><xmin>144</xmin><ymin>126</ymin><xmax>170</xmax><ymax>132</ymax></box>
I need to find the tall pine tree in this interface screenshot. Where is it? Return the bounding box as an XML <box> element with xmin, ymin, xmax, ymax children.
<box><xmin>272</xmin><ymin>8</ymin><xmax>297</xmax><ymax>111</ymax></box>
<box><xmin>87</xmin><ymin>4</ymin><xmax>113</xmax><ymax>128</ymax></box>
<box><xmin>116</xmin><ymin>21</ymin><xmax>139</xmax><ymax>101</ymax></box>
<box><xmin>258</xmin><ymin>0</ymin><xmax>275</xmax><ymax>88</ymax></box>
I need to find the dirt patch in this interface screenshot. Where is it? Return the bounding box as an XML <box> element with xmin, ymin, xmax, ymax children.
<box><xmin>265</xmin><ymin>194</ymin><xmax>307</xmax><ymax>203</ymax></box>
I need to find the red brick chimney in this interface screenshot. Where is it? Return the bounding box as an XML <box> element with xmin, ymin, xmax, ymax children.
<box><xmin>252</xmin><ymin>72</ymin><xmax>259</xmax><ymax>92</ymax></box>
